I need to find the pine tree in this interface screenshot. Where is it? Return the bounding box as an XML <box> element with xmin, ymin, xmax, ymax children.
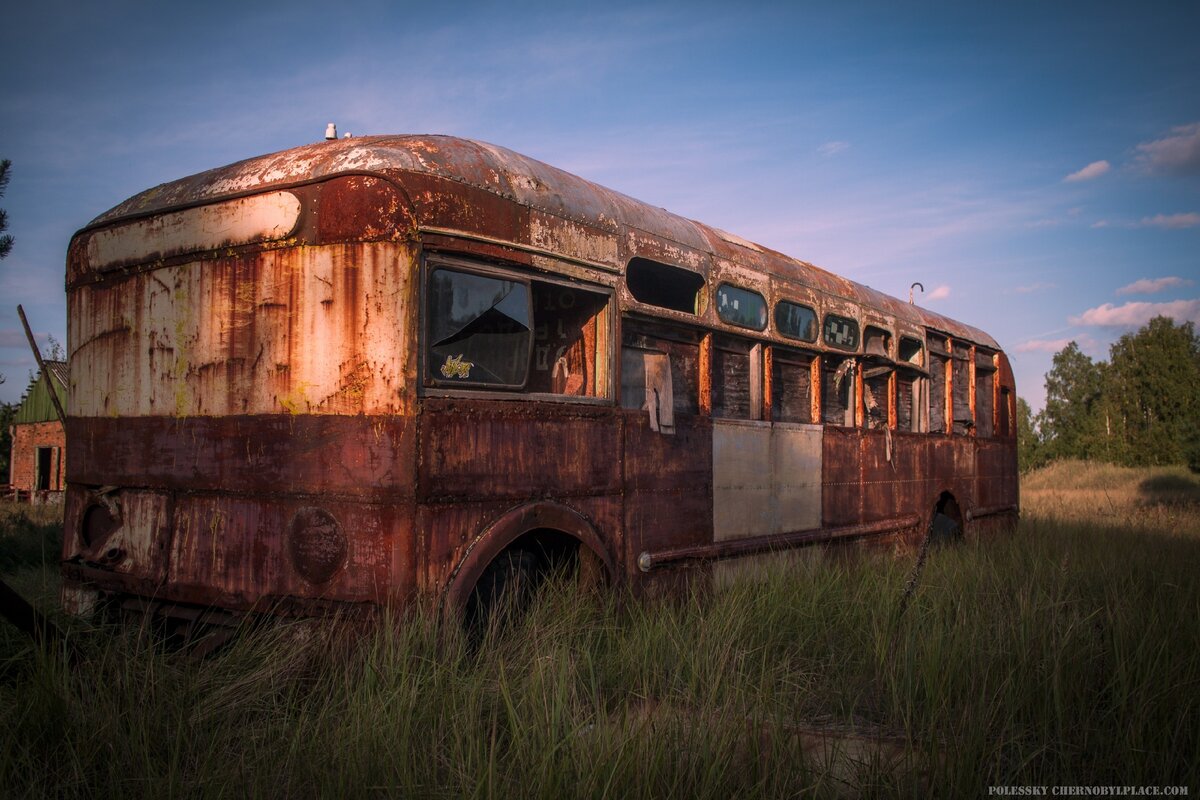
<box><xmin>0</xmin><ymin>160</ymin><xmax>13</xmax><ymax>260</ymax></box>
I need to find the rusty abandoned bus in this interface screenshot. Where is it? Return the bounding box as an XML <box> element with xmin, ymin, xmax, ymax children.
<box><xmin>61</xmin><ymin>135</ymin><xmax>1017</xmax><ymax>629</ymax></box>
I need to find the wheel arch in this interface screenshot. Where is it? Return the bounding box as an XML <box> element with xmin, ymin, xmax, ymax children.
<box><xmin>440</xmin><ymin>501</ymin><xmax>616</xmax><ymax>623</ymax></box>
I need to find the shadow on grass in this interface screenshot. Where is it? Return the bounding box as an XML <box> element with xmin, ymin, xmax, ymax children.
<box><xmin>1138</xmin><ymin>473</ymin><xmax>1200</xmax><ymax>506</ymax></box>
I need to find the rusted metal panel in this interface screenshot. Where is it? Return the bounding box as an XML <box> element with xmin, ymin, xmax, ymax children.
<box><xmin>623</xmin><ymin>412</ymin><xmax>713</xmax><ymax>573</ymax></box>
<box><xmin>315</xmin><ymin>176</ymin><xmax>409</xmax><ymax>243</ymax></box>
<box><xmin>80</xmin><ymin>135</ymin><xmax>1000</xmax><ymax>351</ymax></box>
<box><xmin>62</xmin><ymin>487</ymin><xmax>415</xmax><ymax>612</ymax></box>
<box><xmin>86</xmin><ymin>191</ymin><xmax>301</xmax><ymax>272</ymax></box>
<box><xmin>713</xmin><ymin>420</ymin><xmax>821</xmax><ymax>540</ymax></box>
<box><xmin>417</xmin><ymin>398</ymin><xmax>620</xmax><ymax>502</ymax></box>
<box><xmin>822</xmin><ymin>426</ymin><xmax>863</xmax><ymax>527</ymax></box>
<box><xmin>69</xmin><ymin>242</ymin><xmax>416</xmax><ymax>418</ymax></box>
<box><xmin>66</xmin><ymin>415</ymin><xmax>415</xmax><ymax>497</ymax></box>
<box><xmin>57</xmin><ymin>133</ymin><xmax>1015</xmax><ymax>623</ymax></box>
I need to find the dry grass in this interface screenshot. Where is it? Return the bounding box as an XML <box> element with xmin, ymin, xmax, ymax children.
<box><xmin>1</xmin><ymin>467</ymin><xmax>1198</xmax><ymax>797</ymax></box>
<box><xmin>1022</xmin><ymin>460</ymin><xmax>1200</xmax><ymax>536</ymax></box>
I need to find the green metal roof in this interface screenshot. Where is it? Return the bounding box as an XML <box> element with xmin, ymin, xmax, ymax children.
<box><xmin>13</xmin><ymin>361</ymin><xmax>68</xmax><ymax>425</ymax></box>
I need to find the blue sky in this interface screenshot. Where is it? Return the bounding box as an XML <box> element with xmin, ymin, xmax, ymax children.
<box><xmin>1</xmin><ymin>0</ymin><xmax>1197</xmax><ymax>408</ymax></box>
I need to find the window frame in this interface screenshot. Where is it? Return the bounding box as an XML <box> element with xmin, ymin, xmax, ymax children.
<box><xmin>822</xmin><ymin>313</ymin><xmax>860</xmax><ymax>352</ymax></box>
<box><xmin>774</xmin><ymin>300</ymin><xmax>819</xmax><ymax>343</ymax></box>
<box><xmin>715</xmin><ymin>283</ymin><xmax>768</xmax><ymax>332</ymax></box>
<box><xmin>421</xmin><ymin>253</ymin><xmax>615</xmax><ymax>403</ymax></box>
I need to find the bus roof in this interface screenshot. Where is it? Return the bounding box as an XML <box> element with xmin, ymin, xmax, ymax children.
<box><xmin>85</xmin><ymin>135</ymin><xmax>1000</xmax><ymax>350</ymax></box>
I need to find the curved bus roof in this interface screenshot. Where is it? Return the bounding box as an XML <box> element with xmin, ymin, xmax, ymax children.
<box><xmin>84</xmin><ymin>134</ymin><xmax>1000</xmax><ymax>351</ymax></box>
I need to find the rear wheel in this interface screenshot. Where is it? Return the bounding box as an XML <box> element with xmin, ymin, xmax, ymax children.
<box><xmin>464</xmin><ymin>548</ymin><xmax>541</xmax><ymax>637</ymax></box>
<box><xmin>929</xmin><ymin>492</ymin><xmax>964</xmax><ymax>545</ymax></box>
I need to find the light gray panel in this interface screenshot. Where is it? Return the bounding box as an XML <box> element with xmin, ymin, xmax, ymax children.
<box><xmin>713</xmin><ymin>421</ymin><xmax>823</xmax><ymax>541</ymax></box>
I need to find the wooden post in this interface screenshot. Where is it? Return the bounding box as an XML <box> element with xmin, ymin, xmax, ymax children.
<box><xmin>18</xmin><ymin>305</ymin><xmax>66</xmax><ymax>429</ymax></box>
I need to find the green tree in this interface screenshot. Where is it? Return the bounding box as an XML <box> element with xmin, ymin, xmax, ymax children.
<box><xmin>0</xmin><ymin>159</ymin><xmax>13</xmax><ymax>259</ymax></box>
<box><xmin>1038</xmin><ymin>341</ymin><xmax>1105</xmax><ymax>461</ymax></box>
<box><xmin>1104</xmin><ymin>316</ymin><xmax>1200</xmax><ymax>468</ymax></box>
<box><xmin>1016</xmin><ymin>396</ymin><xmax>1046</xmax><ymax>473</ymax></box>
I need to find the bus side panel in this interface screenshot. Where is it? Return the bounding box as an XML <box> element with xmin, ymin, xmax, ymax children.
<box><xmin>416</xmin><ymin>399</ymin><xmax>619</xmax><ymax>502</ymax></box>
<box><xmin>860</xmin><ymin>429</ymin><xmax>928</xmax><ymax>523</ymax></box>
<box><xmin>63</xmin><ymin>415</ymin><xmax>418</xmax><ymax>611</ymax></box>
<box><xmin>822</xmin><ymin>426</ymin><xmax>863</xmax><ymax>526</ymax></box>
<box><xmin>975</xmin><ymin>439</ymin><xmax>1017</xmax><ymax>510</ymax></box>
<box><xmin>930</xmin><ymin>436</ymin><xmax>977</xmax><ymax>510</ymax></box>
<box><xmin>165</xmin><ymin>495</ymin><xmax>408</xmax><ymax>608</ymax></box>
<box><xmin>623</xmin><ymin>413</ymin><xmax>713</xmax><ymax>577</ymax></box>
<box><xmin>415</xmin><ymin>398</ymin><xmax>624</xmax><ymax>595</ymax></box>
<box><xmin>66</xmin><ymin>415</ymin><xmax>416</xmax><ymax>497</ymax></box>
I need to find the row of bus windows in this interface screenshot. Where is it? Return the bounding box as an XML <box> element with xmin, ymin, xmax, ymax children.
<box><xmin>620</xmin><ymin>319</ymin><xmax>1009</xmax><ymax>438</ymax></box>
<box><xmin>423</xmin><ymin>260</ymin><xmax>1009</xmax><ymax>438</ymax></box>
<box><xmin>628</xmin><ymin>257</ymin><xmax>864</xmax><ymax>352</ymax></box>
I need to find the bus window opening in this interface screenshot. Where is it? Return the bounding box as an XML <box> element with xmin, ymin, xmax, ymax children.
<box><xmin>427</xmin><ymin>267</ymin><xmax>532</xmax><ymax>388</ymax></box>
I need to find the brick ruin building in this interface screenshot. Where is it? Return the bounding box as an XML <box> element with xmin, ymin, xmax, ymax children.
<box><xmin>8</xmin><ymin>360</ymin><xmax>66</xmax><ymax>502</ymax></box>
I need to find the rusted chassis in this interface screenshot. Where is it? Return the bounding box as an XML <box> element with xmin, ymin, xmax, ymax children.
<box><xmin>62</xmin><ymin>136</ymin><xmax>1018</xmax><ymax>625</ymax></box>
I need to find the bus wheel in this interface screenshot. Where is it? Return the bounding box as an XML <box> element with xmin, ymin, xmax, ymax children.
<box><xmin>930</xmin><ymin>492</ymin><xmax>964</xmax><ymax>545</ymax></box>
<box><xmin>464</xmin><ymin>548</ymin><xmax>540</xmax><ymax>637</ymax></box>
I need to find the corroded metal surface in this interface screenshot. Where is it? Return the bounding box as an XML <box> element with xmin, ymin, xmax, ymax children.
<box><xmin>62</xmin><ymin>134</ymin><xmax>1018</xmax><ymax>622</ymax></box>
<box><xmin>81</xmin><ymin>135</ymin><xmax>1000</xmax><ymax>350</ymax></box>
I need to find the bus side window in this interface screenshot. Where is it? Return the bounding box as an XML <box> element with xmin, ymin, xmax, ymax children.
<box><xmin>897</xmin><ymin>337</ymin><xmax>926</xmax><ymax>433</ymax></box>
<box><xmin>621</xmin><ymin>319</ymin><xmax>700</xmax><ymax>420</ymax></box>
<box><xmin>712</xmin><ymin>335</ymin><xmax>761</xmax><ymax>420</ymax></box>
<box><xmin>928</xmin><ymin>342</ymin><xmax>949</xmax><ymax>434</ymax></box>
<box><xmin>527</xmin><ymin>281</ymin><xmax>610</xmax><ymax>398</ymax></box>
<box><xmin>863</xmin><ymin>365</ymin><xmax>891</xmax><ymax>429</ymax></box>
<box><xmin>821</xmin><ymin>356</ymin><xmax>856</xmax><ymax>427</ymax></box>
<box><xmin>771</xmin><ymin>349</ymin><xmax>814</xmax><ymax>423</ymax></box>
<box><xmin>976</xmin><ymin>350</ymin><xmax>996</xmax><ymax>438</ymax></box>
<box><xmin>952</xmin><ymin>343</ymin><xmax>972</xmax><ymax>434</ymax></box>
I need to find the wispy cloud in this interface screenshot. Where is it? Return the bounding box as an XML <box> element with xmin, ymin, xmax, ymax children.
<box><xmin>1116</xmin><ymin>276</ymin><xmax>1194</xmax><ymax>296</ymax></box>
<box><xmin>1088</xmin><ymin>214</ymin><xmax>1198</xmax><ymax>230</ymax></box>
<box><xmin>1134</xmin><ymin>122</ymin><xmax>1200</xmax><ymax>177</ymax></box>
<box><xmin>817</xmin><ymin>141</ymin><xmax>849</xmax><ymax>157</ymax></box>
<box><xmin>1015</xmin><ymin>335</ymin><xmax>1095</xmax><ymax>353</ymax></box>
<box><xmin>1064</xmin><ymin>160</ymin><xmax>1110</xmax><ymax>182</ymax></box>
<box><xmin>0</xmin><ymin>330</ymin><xmax>52</xmax><ymax>349</ymax></box>
<box><xmin>926</xmin><ymin>284</ymin><xmax>951</xmax><ymax>301</ymax></box>
<box><xmin>1070</xmin><ymin>299</ymin><xmax>1200</xmax><ymax>327</ymax></box>
<box><xmin>1013</xmin><ymin>282</ymin><xmax>1056</xmax><ymax>294</ymax></box>
<box><xmin>1139</xmin><ymin>212</ymin><xmax>1200</xmax><ymax>229</ymax></box>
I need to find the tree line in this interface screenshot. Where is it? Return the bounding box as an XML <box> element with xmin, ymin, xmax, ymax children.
<box><xmin>1018</xmin><ymin>316</ymin><xmax>1200</xmax><ymax>473</ymax></box>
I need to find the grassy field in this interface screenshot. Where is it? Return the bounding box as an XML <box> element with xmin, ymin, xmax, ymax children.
<box><xmin>1</xmin><ymin>464</ymin><xmax>1198</xmax><ymax>798</ymax></box>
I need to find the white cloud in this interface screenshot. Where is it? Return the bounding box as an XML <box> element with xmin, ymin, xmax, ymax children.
<box><xmin>1064</xmin><ymin>160</ymin><xmax>1110</xmax><ymax>182</ymax></box>
<box><xmin>817</xmin><ymin>141</ymin><xmax>849</xmax><ymax>157</ymax></box>
<box><xmin>1091</xmin><ymin>220</ymin><xmax>1110</xmax><ymax>228</ymax></box>
<box><xmin>1134</xmin><ymin>122</ymin><xmax>1200</xmax><ymax>176</ymax></box>
<box><xmin>1116</xmin><ymin>276</ymin><xmax>1193</xmax><ymax>296</ymax></box>
<box><xmin>1139</xmin><ymin>212</ymin><xmax>1200</xmax><ymax>229</ymax></box>
<box><xmin>926</xmin><ymin>284</ymin><xmax>951</xmax><ymax>301</ymax></box>
<box><xmin>1070</xmin><ymin>299</ymin><xmax>1200</xmax><ymax>327</ymax></box>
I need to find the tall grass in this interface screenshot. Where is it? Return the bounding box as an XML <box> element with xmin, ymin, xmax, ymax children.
<box><xmin>1</xmin><ymin>468</ymin><xmax>1198</xmax><ymax>797</ymax></box>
